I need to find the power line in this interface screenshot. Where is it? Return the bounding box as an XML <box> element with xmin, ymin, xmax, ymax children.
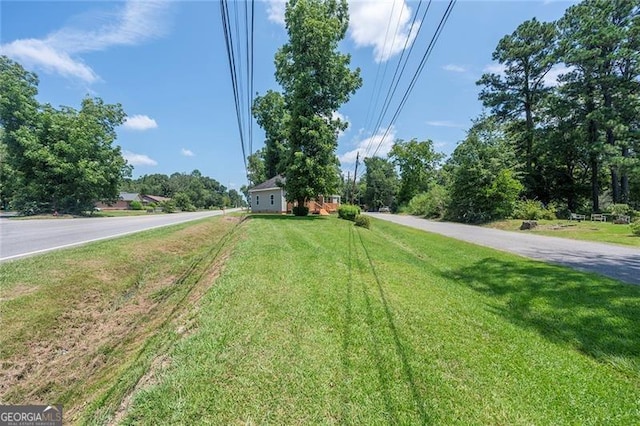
<box><xmin>365</xmin><ymin>0</ymin><xmax>457</xmax><ymax>172</ymax></box>
<box><xmin>220</xmin><ymin>0</ymin><xmax>247</xmax><ymax>174</ymax></box>
<box><xmin>364</xmin><ymin>0</ymin><xmax>431</xmax><ymax>159</ymax></box>
<box><xmin>219</xmin><ymin>0</ymin><xmax>256</xmax><ymax>182</ymax></box>
<box><xmin>361</xmin><ymin>0</ymin><xmax>400</xmax><ymax>135</ymax></box>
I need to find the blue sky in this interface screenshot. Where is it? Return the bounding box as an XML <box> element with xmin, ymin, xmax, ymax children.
<box><xmin>1</xmin><ymin>0</ymin><xmax>576</xmax><ymax>189</ymax></box>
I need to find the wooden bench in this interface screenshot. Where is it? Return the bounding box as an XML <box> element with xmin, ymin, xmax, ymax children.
<box><xmin>617</xmin><ymin>215</ymin><xmax>631</xmax><ymax>224</ymax></box>
<box><xmin>569</xmin><ymin>212</ymin><xmax>586</xmax><ymax>221</ymax></box>
<box><xmin>590</xmin><ymin>213</ymin><xmax>606</xmax><ymax>222</ymax></box>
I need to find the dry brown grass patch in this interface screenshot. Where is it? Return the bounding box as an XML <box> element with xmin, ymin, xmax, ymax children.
<box><xmin>0</xmin><ymin>216</ymin><xmax>243</xmax><ymax>423</ymax></box>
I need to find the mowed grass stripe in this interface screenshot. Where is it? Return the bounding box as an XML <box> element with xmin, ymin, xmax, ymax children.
<box><xmin>122</xmin><ymin>215</ymin><xmax>640</xmax><ymax>425</ymax></box>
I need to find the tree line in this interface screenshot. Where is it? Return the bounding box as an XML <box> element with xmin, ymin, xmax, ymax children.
<box><xmin>0</xmin><ymin>56</ymin><xmax>245</xmax><ymax>215</ymax></box>
<box><xmin>0</xmin><ymin>56</ymin><xmax>130</xmax><ymax>214</ymax></box>
<box><xmin>357</xmin><ymin>0</ymin><xmax>639</xmax><ymax>223</ymax></box>
<box><xmin>121</xmin><ymin>171</ymin><xmax>245</xmax><ymax>211</ymax></box>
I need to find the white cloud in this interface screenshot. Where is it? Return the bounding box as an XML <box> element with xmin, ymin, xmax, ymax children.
<box><xmin>1</xmin><ymin>39</ymin><xmax>99</xmax><ymax>83</ymax></box>
<box><xmin>266</xmin><ymin>0</ymin><xmax>418</xmax><ymax>63</ymax></box>
<box><xmin>443</xmin><ymin>64</ymin><xmax>466</xmax><ymax>73</ymax></box>
<box><xmin>181</xmin><ymin>148</ymin><xmax>195</xmax><ymax>157</ymax></box>
<box><xmin>0</xmin><ymin>0</ymin><xmax>171</xmax><ymax>83</ymax></box>
<box><xmin>349</xmin><ymin>1</ymin><xmax>418</xmax><ymax>63</ymax></box>
<box><xmin>426</xmin><ymin>120</ymin><xmax>464</xmax><ymax>129</ymax></box>
<box><xmin>123</xmin><ymin>115</ymin><xmax>158</xmax><ymax>131</ymax></box>
<box><xmin>543</xmin><ymin>64</ymin><xmax>572</xmax><ymax>87</ymax></box>
<box><xmin>339</xmin><ymin>126</ymin><xmax>397</xmax><ymax>166</ymax></box>
<box><xmin>123</xmin><ymin>151</ymin><xmax>158</xmax><ymax>166</ymax></box>
<box><xmin>483</xmin><ymin>63</ymin><xmax>507</xmax><ymax>75</ymax></box>
<box><xmin>267</xmin><ymin>0</ymin><xmax>287</xmax><ymax>25</ymax></box>
<box><xmin>332</xmin><ymin>111</ymin><xmax>350</xmax><ymax>138</ymax></box>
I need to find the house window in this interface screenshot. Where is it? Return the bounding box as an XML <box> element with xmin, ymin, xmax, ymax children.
<box><xmin>256</xmin><ymin>195</ymin><xmax>259</xmax><ymax>205</ymax></box>
<box><xmin>270</xmin><ymin>194</ymin><xmax>274</xmax><ymax>205</ymax></box>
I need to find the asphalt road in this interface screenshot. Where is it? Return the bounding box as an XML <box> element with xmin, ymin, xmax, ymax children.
<box><xmin>0</xmin><ymin>209</ymin><xmax>242</xmax><ymax>262</ymax></box>
<box><xmin>366</xmin><ymin>213</ymin><xmax>640</xmax><ymax>285</ymax></box>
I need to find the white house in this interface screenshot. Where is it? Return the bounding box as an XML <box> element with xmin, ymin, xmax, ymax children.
<box><xmin>248</xmin><ymin>175</ymin><xmax>287</xmax><ymax>213</ymax></box>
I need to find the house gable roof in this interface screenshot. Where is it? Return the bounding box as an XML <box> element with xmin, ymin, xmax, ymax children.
<box><xmin>142</xmin><ymin>194</ymin><xmax>171</xmax><ymax>203</ymax></box>
<box><xmin>248</xmin><ymin>175</ymin><xmax>286</xmax><ymax>192</ymax></box>
<box><xmin>119</xmin><ymin>192</ymin><xmax>142</xmax><ymax>201</ymax></box>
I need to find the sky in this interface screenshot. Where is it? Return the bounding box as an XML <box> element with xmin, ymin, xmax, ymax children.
<box><xmin>0</xmin><ymin>0</ymin><xmax>577</xmax><ymax>190</ymax></box>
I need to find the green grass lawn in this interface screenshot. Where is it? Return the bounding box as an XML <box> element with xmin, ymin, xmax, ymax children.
<box><xmin>485</xmin><ymin>218</ymin><xmax>640</xmax><ymax>247</ymax></box>
<box><xmin>121</xmin><ymin>215</ymin><xmax>640</xmax><ymax>425</ymax></box>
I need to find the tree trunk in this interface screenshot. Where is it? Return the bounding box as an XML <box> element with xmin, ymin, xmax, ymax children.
<box><xmin>591</xmin><ymin>156</ymin><xmax>599</xmax><ymax>212</ymax></box>
<box><xmin>586</xmin><ymin>90</ymin><xmax>599</xmax><ymax>212</ymax></box>
<box><xmin>621</xmin><ymin>145</ymin><xmax>630</xmax><ymax>203</ymax></box>
<box><xmin>525</xmin><ymin>104</ymin><xmax>534</xmax><ymax>174</ymax></box>
<box><xmin>588</xmin><ymin>115</ymin><xmax>599</xmax><ymax>212</ymax></box>
<box><xmin>610</xmin><ymin>166</ymin><xmax>620</xmax><ymax>204</ymax></box>
<box><xmin>603</xmin><ymin>91</ymin><xmax>620</xmax><ymax>203</ymax></box>
<box><xmin>606</xmin><ymin>127</ymin><xmax>620</xmax><ymax>203</ymax></box>
<box><xmin>295</xmin><ymin>197</ymin><xmax>307</xmax><ymax>216</ymax></box>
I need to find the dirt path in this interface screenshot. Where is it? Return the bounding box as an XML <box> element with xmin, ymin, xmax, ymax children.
<box><xmin>367</xmin><ymin>213</ymin><xmax>640</xmax><ymax>285</ymax></box>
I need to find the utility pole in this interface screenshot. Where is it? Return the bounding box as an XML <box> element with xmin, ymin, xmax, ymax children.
<box><xmin>352</xmin><ymin>152</ymin><xmax>359</xmax><ymax>205</ymax></box>
<box><xmin>346</xmin><ymin>171</ymin><xmax>351</xmax><ymax>205</ymax></box>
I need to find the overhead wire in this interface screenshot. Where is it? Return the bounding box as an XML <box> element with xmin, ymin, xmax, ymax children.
<box><xmin>361</xmin><ymin>0</ymin><xmax>400</xmax><ymax>136</ymax></box>
<box><xmin>220</xmin><ymin>0</ymin><xmax>247</xmax><ymax>174</ymax></box>
<box><xmin>219</xmin><ymin>0</ymin><xmax>256</xmax><ymax>182</ymax></box>
<box><xmin>363</xmin><ymin>0</ymin><xmax>457</xmax><ymax>174</ymax></box>
<box><xmin>363</xmin><ymin>0</ymin><xmax>430</xmax><ymax>159</ymax></box>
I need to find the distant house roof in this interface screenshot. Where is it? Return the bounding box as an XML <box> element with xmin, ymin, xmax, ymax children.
<box><xmin>119</xmin><ymin>192</ymin><xmax>142</xmax><ymax>201</ymax></box>
<box><xmin>142</xmin><ymin>194</ymin><xmax>171</xmax><ymax>203</ymax></box>
<box><xmin>248</xmin><ymin>175</ymin><xmax>286</xmax><ymax>192</ymax></box>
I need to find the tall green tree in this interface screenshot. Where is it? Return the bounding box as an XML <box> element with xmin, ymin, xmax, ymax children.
<box><xmin>15</xmin><ymin>98</ymin><xmax>130</xmax><ymax>214</ymax></box>
<box><xmin>1</xmin><ymin>56</ymin><xmax>131</xmax><ymax>214</ymax></box>
<box><xmin>446</xmin><ymin>117</ymin><xmax>522</xmax><ymax>223</ymax></box>
<box><xmin>477</xmin><ymin>18</ymin><xmax>557</xmax><ymax>199</ymax></box>
<box><xmin>0</xmin><ymin>134</ymin><xmax>14</xmax><ymax>209</ymax></box>
<box><xmin>537</xmin><ymin>92</ymin><xmax>592</xmax><ymax>212</ymax></box>
<box><xmin>362</xmin><ymin>156</ymin><xmax>399</xmax><ymax>211</ymax></box>
<box><xmin>0</xmin><ymin>55</ymin><xmax>39</xmax><ymax>202</ymax></box>
<box><xmin>252</xmin><ymin>90</ymin><xmax>289</xmax><ymax>180</ymax></box>
<box><xmin>273</xmin><ymin>0</ymin><xmax>362</xmax><ymax>214</ymax></box>
<box><xmin>389</xmin><ymin>138</ymin><xmax>443</xmax><ymax>206</ymax></box>
<box><xmin>247</xmin><ymin>149</ymin><xmax>267</xmax><ymax>185</ymax></box>
<box><xmin>558</xmin><ymin>0</ymin><xmax>640</xmax><ymax>209</ymax></box>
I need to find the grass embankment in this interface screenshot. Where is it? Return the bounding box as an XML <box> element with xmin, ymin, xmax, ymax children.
<box><xmin>485</xmin><ymin>218</ymin><xmax>640</xmax><ymax>247</ymax></box>
<box><xmin>91</xmin><ymin>210</ymin><xmax>155</xmax><ymax>218</ymax></box>
<box><xmin>8</xmin><ymin>210</ymin><xmax>153</xmax><ymax>220</ymax></box>
<box><xmin>0</xmin><ymin>215</ymin><xmax>244</xmax><ymax>424</ymax></box>
<box><xmin>121</xmin><ymin>215</ymin><xmax>640</xmax><ymax>425</ymax></box>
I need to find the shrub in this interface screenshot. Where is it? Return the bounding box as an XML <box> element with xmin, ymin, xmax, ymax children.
<box><xmin>513</xmin><ymin>199</ymin><xmax>556</xmax><ymax>220</ymax></box>
<box><xmin>408</xmin><ymin>185</ymin><xmax>448</xmax><ymax>218</ymax></box>
<box><xmin>338</xmin><ymin>204</ymin><xmax>360</xmax><ymax>221</ymax></box>
<box><xmin>129</xmin><ymin>200</ymin><xmax>143</xmax><ymax>210</ymax></box>
<box><xmin>292</xmin><ymin>205</ymin><xmax>309</xmax><ymax>216</ymax></box>
<box><xmin>609</xmin><ymin>204</ymin><xmax>631</xmax><ymax>216</ymax></box>
<box><xmin>159</xmin><ymin>200</ymin><xmax>176</xmax><ymax>213</ymax></box>
<box><xmin>354</xmin><ymin>214</ymin><xmax>370</xmax><ymax>229</ymax></box>
<box><xmin>630</xmin><ymin>220</ymin><xmax>640</xmax><ymax>236</ymax></box>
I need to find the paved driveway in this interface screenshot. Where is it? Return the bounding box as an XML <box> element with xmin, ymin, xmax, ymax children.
<box><xmin>0</xmin><ymin>209</ymin><xmax>242</xmax><ymax>262</ymax></box>
<box><xmin>366</xmin><ymin>213</ymin><xmax>640</xmax><ymax>285</ymax></box>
